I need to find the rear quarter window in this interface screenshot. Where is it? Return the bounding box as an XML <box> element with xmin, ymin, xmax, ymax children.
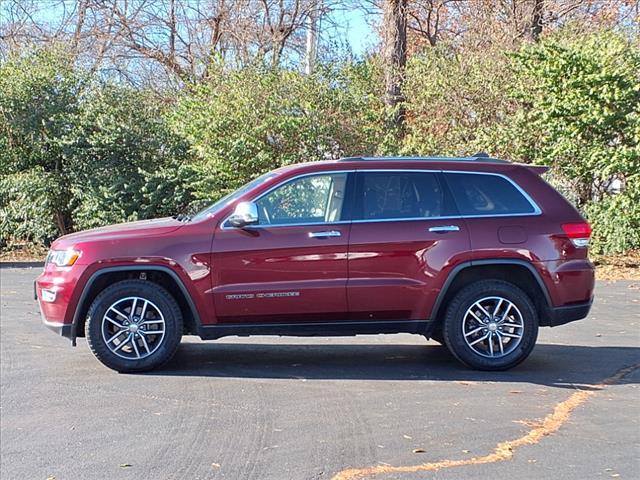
<box><xmin>444</xmin><ymin>172</ymin><xmax>538</xmax><ymax>216</ymax></box>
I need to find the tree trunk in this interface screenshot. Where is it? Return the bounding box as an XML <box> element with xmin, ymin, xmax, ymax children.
<box><xmin>305</xmin><ymin>1</ymin><xmax>319</xmax><ymax>75</ymax></box>
<box><xmin>71</xmin><ymin>0</ymin><xmax>88</xmax><ymax>53</ymax></box>
<box><xmin>382</xmin><ymin>0</ymin><xmax>408</xmax><ymax>138</ymax></box>
<box><xmin>530</xmin><ymin>0</ymin><xmax>544</xmax><ymax>41</ymax></box>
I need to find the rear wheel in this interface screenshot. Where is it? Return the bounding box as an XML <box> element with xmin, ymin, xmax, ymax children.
<box><xmin>443</xmin><ymin>280</ymin><xmax>538</xmax><ymax>370</ymax></box>
<box><xmin>85</xmin><ymin>280</ymin><xmax>183</xmax><ymax>372</ymax></box>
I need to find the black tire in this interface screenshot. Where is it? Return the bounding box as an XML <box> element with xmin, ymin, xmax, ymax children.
<box><xmin>442</xmin><ymin>280</ymin><xmax>538</xmax><ymax>371</ymax></box>
<box><xmin>85</xmin><ymin>279</ymin><xmax>183</xmax><ymax>373</ymax></box>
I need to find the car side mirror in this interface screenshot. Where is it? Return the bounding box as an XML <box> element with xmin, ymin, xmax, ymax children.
<box><xmin>228</xmin><ymin>201</ymin><xmax>259</xmax><ymax>228</ymax></box>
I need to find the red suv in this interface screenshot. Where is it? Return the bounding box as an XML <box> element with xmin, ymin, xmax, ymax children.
<box><xmin>35</xmin><ymin>156</ymin><xmax>595</xmax><ymax>372</ymax></box>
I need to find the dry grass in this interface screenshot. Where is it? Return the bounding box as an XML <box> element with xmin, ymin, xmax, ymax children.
<box><xmin>0</xmin><ymin>244</ymin><xmax>47</xmax><ymax>263</ymax></box>
<box><xmin>593</xmin><ymin>250</ymin><xmax>640</xmax><ymax>281</ymax></box>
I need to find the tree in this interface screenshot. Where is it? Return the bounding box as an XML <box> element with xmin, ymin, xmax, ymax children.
<box><xmin>0</xmin><ymin>48</ymin><xmax>192</xmax><ymax>247</ymax></box>
<box><xmin>0</xmin><ymin>49</ymin><xmax>84</xmax><ymax>240</ymax></box>
<box><xmin>381</xmin><ymin>0</ymin><xmax>407</xmax><ymax>138</ymax></box>
<box><xmin>0</xmin><ymin>0</ymin><xmax>335</xmax><ymax>86</ymax></box>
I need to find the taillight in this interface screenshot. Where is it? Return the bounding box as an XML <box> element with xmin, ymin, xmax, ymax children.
<box><xmin>561</xmin><ymin>222</ymin><xmax>592</xmax><ymax>248</ymax></box>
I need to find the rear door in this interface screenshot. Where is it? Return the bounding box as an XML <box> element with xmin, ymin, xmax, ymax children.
<box><xmin>211</xmin><ymin>171</ymin><xmax>352</xmax><ymax>323</ymax></box>
<box><xmin>347</xmin><ymin>170</ymin><xmax>471</xmax><ymax>321</ymax></box>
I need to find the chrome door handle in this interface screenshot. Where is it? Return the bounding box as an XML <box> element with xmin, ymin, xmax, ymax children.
<box><xmin>308</xmin><ymin>230</ymin><xmax>342</xmax><ymax>238</ymax></box>
<box><xmin>428</xmin><ymin>225</ymin><xmax>460</xmax><ymax>233</ymax></box>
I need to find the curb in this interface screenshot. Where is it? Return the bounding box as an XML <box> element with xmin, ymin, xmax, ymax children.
<box><xmin>0</xmin><ymin>261</ymin><xmax>45</xmax><ymax>269</ymax></box>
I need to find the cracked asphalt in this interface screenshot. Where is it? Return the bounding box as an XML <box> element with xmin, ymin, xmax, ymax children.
<box><xmin>1</xmin><ymin>267</ymin><xmax>639</xmax><ymax>480</ymax></box>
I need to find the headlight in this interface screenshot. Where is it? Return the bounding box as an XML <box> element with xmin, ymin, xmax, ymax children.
<box><xmin>47</xmin><ymin>249</ymin><xmax>81</xmax><ymax>267</ymax></box>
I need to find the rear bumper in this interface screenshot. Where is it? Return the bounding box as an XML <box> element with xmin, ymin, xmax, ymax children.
<box><xmin>42</xmin><ymin>317</ymin><xmax>73</xmax><ymax>338</ymax></box>
<box><xmin>544</xmin><ymin>300</ymin><xmax>593</xmax><ymax>327</ymax></box>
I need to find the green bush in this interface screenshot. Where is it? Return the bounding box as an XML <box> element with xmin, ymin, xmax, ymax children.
<box><xmin>68</xmin><ymin>85</ymin><xmax>193</xmax><ymax>230</ymax></box>
<box><xmin>169</xmin><ymin>63</ymin><xmax>386</xmax><ymax>203</ymax></box>
<box><xmin>585</xmin><ymin>183</ymin><xmax>640</xmax><ymax>255</ymax></box>
<box><xmin>402</xmin><ymin>46</ymin><xmax>512</xmax><ymax>156</ymax></box>
<box><xmin>0</xmin><ymin>48</ymin><xmax>84</xmax><ymax>245</ymax></box>
<box><xmin>0</xmin><ymin>49</ymin><xmax>194</xmax><ymax>247</ymax></box>
<box><xmin>0</xmin><ymin>169</ymin><xmax>60</xmax><ymax>246</ymax></box>
<box><xmin>496</xmin><ymin>31</ymin><xmax>640</xmax><ymax>207</ymax></box>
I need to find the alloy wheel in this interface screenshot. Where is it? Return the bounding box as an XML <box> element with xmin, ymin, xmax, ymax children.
<box><xmin>101</xmin><ymin>296</ymin><xmax>166</xmax><ymax>360</ymax></box>
<box><xmin>461</xmin><ymin>296</ymin><xmax>524</xmax><ymax>359</ymax></box>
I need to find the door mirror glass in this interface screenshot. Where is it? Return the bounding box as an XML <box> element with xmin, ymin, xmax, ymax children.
<box><xmin>228</xmin><ymin>201</ymin><xmax>259</xmax><ymax>228</ymax></box>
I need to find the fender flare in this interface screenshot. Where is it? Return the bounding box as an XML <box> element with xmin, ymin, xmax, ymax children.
<box><xmin>430</xmin><ymin>259</ymin><xmax>553</xmax><ymax>320</ymax></box>
<box><xmin>70</xmin><ymin>265</ymin><xmax>202</xmax><ymax>344</ymax></box>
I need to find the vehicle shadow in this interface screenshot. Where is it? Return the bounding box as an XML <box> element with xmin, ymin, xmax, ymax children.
<box><xmin>155</xmin><ymin>341</ymin><xmax>640</xmax><ymax>389</ymax></box>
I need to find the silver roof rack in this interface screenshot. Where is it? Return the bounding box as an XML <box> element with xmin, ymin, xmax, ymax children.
<box><xmin>338</xmin><ymin>155</ymin><xmax>509</xmax><ymax>164</ymax></box>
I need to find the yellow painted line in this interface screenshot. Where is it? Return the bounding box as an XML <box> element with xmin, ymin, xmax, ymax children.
<box><xmin>332</xmin><ymin>363</ymin><xmax>639</xmax><ymax>480</ymax></box>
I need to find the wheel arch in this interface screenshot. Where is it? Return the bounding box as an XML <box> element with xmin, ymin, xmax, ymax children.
<box><xmin>431</xmin><ymin>260</ymin><xmax>553</xmax><ymax>327</ymax></box>
<box><xmin>71</xmin><ymin>266</ymin><xmax>201</xmax><ymax>344</ymax></box>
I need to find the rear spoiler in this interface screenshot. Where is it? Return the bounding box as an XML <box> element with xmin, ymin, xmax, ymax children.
<box><xmin>524</xmin><ymin>165</ymin><xmax>549</xmax><ymax>175</ymax></box>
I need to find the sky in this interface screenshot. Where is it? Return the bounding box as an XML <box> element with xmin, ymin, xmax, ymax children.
<box><xmin>328</xmin><ymin>7</ymin><xmax>378</xmax><ymax>57</ymax></box>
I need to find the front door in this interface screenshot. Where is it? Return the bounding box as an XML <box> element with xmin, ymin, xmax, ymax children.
<box><xmin>347</xmin><ymin>170</ymin><xmax>470</xmax><ymax>321</ymax></box>
<box><xmin>211</xmin><ymin>171</ymin><xmax>351</xmax><ymax>323</ymax></box>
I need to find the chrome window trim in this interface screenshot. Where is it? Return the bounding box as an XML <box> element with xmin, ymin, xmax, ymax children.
<box><xmin>220</xmin><ymin>168</ymin><xmax>542</xmax><ymax>230</ymax></box>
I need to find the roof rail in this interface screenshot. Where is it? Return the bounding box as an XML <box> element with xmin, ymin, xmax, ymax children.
<box><xmin>338</xmin><ymin>155</ymin><xmax>509</xmax><ymax>164</ymax></box>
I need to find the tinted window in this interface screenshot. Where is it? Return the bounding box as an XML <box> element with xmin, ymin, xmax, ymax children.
<box><xmin>355</xmin><ymin>171</ymin><xmax>454</xmax><ymax>220</ymax></box>
<box><xmin>445</xmin><ymin>173</ymin><xmax>536</xmax><ymax>216</ymax></box>
<box><xmin>256</xmin><ymin>173</ymin><xmax>348</xmax><ymax>225</ymax></box>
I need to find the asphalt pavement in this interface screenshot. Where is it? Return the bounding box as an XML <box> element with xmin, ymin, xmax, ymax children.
<box><xmin>1</xmin><ymin>267</ymin><xmax>639</xmax><ymax>480</ymax></box>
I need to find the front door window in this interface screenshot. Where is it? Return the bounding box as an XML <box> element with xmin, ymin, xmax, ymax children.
<box><xmin>255</xmin><ymin>173</ymin><xmax>348</xmax><ymax>226</ymax></box>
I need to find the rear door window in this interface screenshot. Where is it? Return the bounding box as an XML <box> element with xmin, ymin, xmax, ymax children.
<box><xmin>444</xmin><ymin>172</ymin><xmax>537</xmax><ymax>216</ymax></box>
<box><xmin>353</xmin><ymin>171</ymin><xmax>456</xmax><ymax>221</ymax></box>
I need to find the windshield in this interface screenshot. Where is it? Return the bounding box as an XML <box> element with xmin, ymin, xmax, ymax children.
<box><xmin>191</xmin><ymin>172</ymin><xmax>279</xmax><ymax>221</ymax></box>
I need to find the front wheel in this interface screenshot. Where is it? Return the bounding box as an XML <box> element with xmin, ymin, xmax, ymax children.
<box><xmin>85</xmin><ymin>280</ymin><xmax>183</xmax><ymax>372</ymax></box>
<box><xmin>443</xmin><ymin>280</ymin><xmax>538</xmax><ymax>370</ymax></box>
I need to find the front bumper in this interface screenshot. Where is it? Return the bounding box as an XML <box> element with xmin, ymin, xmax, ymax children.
<box><xmin>36</xmin><ymin>281</ymin><xmax>74</xmax><ymax>339</ymax></box>
<box><xmin>545</xmin><ymin>300</ymin><xmax>593</xmax><ymax>327</ymax></box>
<box><xmin>35</xmin><ymin>262</ymin><xmax>87</xmax><ymax>342</ymax></box>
